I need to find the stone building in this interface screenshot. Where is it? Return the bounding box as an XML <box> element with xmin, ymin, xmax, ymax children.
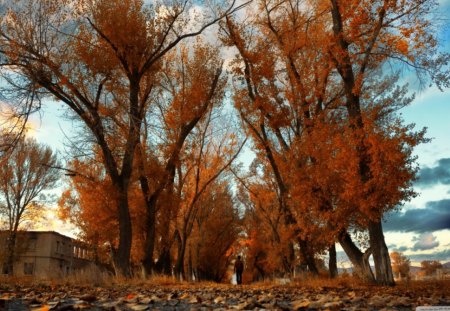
<box><xmin>0</xmin><ymin>231</ymin><xmax>94</xmax><ymax>278</ymax></box>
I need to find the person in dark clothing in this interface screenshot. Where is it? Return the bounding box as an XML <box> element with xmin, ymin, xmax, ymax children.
<box><xmin>234</xmin><ymin>255</ymin><xmax>244</xmax><ymax>285</ymax></box>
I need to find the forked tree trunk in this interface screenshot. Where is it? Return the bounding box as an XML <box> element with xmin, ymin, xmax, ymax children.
<box><xmin>369</xmin><ymin>221</ymin><xmax>395</xmax><ymax>286</ymax></box>
<box><xmin>338</xmin><ymin>231</ymin><xmax>375</xmax><ymax>283</ymax></box>
<box><xmin>328</xmin><ymin>244</ymin><xmax>338</xmax><ymax>278</ymax></box>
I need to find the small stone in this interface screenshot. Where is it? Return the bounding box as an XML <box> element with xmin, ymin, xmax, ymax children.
<box><xmin>308</xmin><ymin>301</ymin><xmax>323</xmax><ymax>309</ymax></box>
<box><xmin>351</xmin><ymin>296</ymin><xmax>364</xmax><ymax>304</ymax></box>
<box><xmin>138</xmin><ymin>296</ymin><xmax>155</xmax><ymax>304</ymax></box>
<box><xmin>179</xmin><ymin>292</ymin><xmax>190</xmax><ymax>300</ymax></box>
<box><xmin>126</xmin><ymin>303</ymin><xmax>150</xmax><ymax>311</ymax></box>
<box><xmin>168</xmin><ymin>292</ymin><xmax>178</xmax><ymax>300</ymax></box>
<box><xmin>388</xmin><ymin>296</ymin><xmax>412</xmax><ymax>307</ymax></box>
<box><xmin>80</xmin><ymin>294</ymin><xmax>97</xmax><ymax>302</ymax></box>
<box><xmin>292</xmin><ymin>299</ymin><xmax>310</xmax><ymax>310</ymax></box>
<box><xmin>235</xmin><ymin>301</ymin><xmax>251</xmax><ymax>310</ymax></box>
<box><xmin>369</xmin><ymin>295</ymin><xmax>388</xmax><ymax>308</ymax></box>
<box><xmin>323</xmin><ymin>301</ymin><xmax>344</xmax><ymax>310</ymax></box>
<box><xmin>74</xmin><ymin>302</ymin><xmax>92</xmax><ymax>310</ymax></box>
<box><xmin>102</xmin><ymin>301</ymin><xmax>120</xmax><ymax>308</ymax></box>
<box><xmin>189</xmin><ymin>296</ymin><xmax>202</xmax><ymax>304</ymax></box>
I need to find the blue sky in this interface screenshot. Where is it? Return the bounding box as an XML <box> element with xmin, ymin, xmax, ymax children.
<box><xmin>378</xmin><ymin>0</ymin><xmax>450</xmax><ymax>264</ymax></box>
<box><xmin>19</xmin><ymin>0</ymin><xmax>450</xmax><ymax>265</ymax></box>
<box><xmin>381</xmin><ymin>84</ymin><xmax>450</xmax><ymax>265</ymax></box>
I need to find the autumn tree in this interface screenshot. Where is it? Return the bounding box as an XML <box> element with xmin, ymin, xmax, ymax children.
<box><xmin>421</xmin><ymin>260</ymin><xmax>443</xmax><ymax>276</ymax></box>
<box><xmin>326</xmin><ymin>0</ymin><xmax>449</xmax><ymax>285</ymax></box>
<box><xmin>236</xmin><ymin>162</ymin><xmax>296</xmax><ymax>280</ymax></box>
<box><xmin>58</xmin><ymin>156</ymin><xmax>123</xmax><ymax>265</ymax></box>
<box><xmin>0</xmin><ymin>137</ymin><xmax>59</xmax><ymax>275</ymax></box>
<box><xmin>0</xmin><ymin>84</ymin><xmax>40</xmax><ymax>159</ymax></box>
<box><xmin>135</xmin><ymin>42</ymin><xmax>233</xmax><ymax>276</ymax></box>
<box><xmin>222</xmin><ymin>0</ymin><xmax>441</xmax><ymax>285</ymax></box>
<box><xmin>390</xmin><ymin>252</ymin><xmax>410</xmax><ymax>280</ymax></box>
<box><xmin>0</xmin><ymin>0</ymin><xmax>242</xmax><ymax>277</ymax></box>
<box><xmin>171</xmin><ymin>107</ymin><xmax>244</xmax><ymax>279</ymax></box>
<box><xmin>188</xmin><ymin>182</ymin><xmax>240</xmax><ymax>282</ymax></box>
<box><xmin>59</xmin><ymin>41</ymin><xmax>243</xmax><ymax>277</ymax></box>
<box><xmin>221</xmin><ymin>0</ymin><xmax>342</xmax><ymax>276</ymax></box>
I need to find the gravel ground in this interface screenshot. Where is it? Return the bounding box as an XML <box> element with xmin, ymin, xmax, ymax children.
<box><xmin>1</xmin><ymin>280</ymin><xmax>449</xmax><ymax>310</ymax></box>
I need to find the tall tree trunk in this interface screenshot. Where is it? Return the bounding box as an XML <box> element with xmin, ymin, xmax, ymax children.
<box><xmin>155</xmin><ymin>248</ymin><xmax>172</xmax><ymax>275</ymax></box>
<box><xmin>188</xmin><ymin>244</ymin><xmax>193</xmax><ymax>281</ymax></box>
<box><xmin>114</xmin><ymin>190</ymin><xmax>132</xmax><ymax>278</ymax></box>
<box><xmin>281</xmin><ymin>241</ymin><xmax>296</xmax><ymax>275</ymax></box>
<box><xmin>5</xmin><ymin>231</ymin><xmax>16</xmax><ymax>275</ymax></box>
<box><xmin>174</xmin><ymin>231</ymin><xmax>186</xmax><ymax>280</ymax></box>
<box><xmin>156</xmin><ymin>192</ymin><xmax>174</xmax><ymax>275</ymax></box>
<box><xmin>142</xmin><ymin>196</ymin><xmax>157</xmax><ymax>277</ymax></box>
<box><xmin>298</xmin><ymin>238</ymin><xmax>319</xmax><ymax>276</ymax></box>
<box><xmin>369</xmin><ymin>221</ymin><xmax>395</xmax><ymax>286</ymax></box>
<box><xmin>253</xmin><ymin>252</ymin><xmax>266</xmax><ymax>281</ymax></box>
<box><xmin>328</xmin><ymin>244</ymin><xmax>338</xmax><ymax>279</ymax></box>
<box><xmin>338</xmin><ymin>230</ymin><xmax>375</xmax><ymax>283</ymax></box>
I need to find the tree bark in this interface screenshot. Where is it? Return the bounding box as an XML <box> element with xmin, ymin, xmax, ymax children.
<box><xmin>174</xmin><ymin>230</ymin><xmax>186</xmax><ymax>280</ymax></box>
<box><xmin>369</xmin><ymin>221</ymin><xmax>395</xmax><ymax>286</ymax></box>
<box><xmin>338</xmin><ymin>230</ymin><xmax>375</xmax><ymax>283</ymax></box>
<box><xmin>298</xmin><ymin>238</ymin><xmax>319</xmax><ymax>276</ymax></box>
<box><xmin>113</xmin><ymin>189</ymin><xmax>132</xmax><ymax>278</ymax></box>
<box><xmin>5</xmin><ymin>231</ymin><xmax>16</xmax><ymax>275</ymax></box>
<box><xmin>328</xmin><ymin>244</ymin><xmax>338</xmax><ymax>279</ymax></box>
<box><xmin>156</xmin><ymin>187</ymin><xmax>175</xmax><ymax>275</ymax></box>
<box><xmin>141</xmin><ymin>195</ymin><xmax>157</xmax><ymax>277</ymax></box>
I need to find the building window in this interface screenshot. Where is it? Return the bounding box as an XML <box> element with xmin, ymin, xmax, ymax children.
<box><xmin>24</xmin><ymin>262</ymin><xmax>34</xmax><ymax>275</ymax></box>
<box><xmin>28</xmin><ymin>238</ymin><xmax>37</xmax><ymax>250</ymax></box>
<box><xmin>56</xmin><ymin>241</ymin><xmax>60</xmax><ymax>253</ymax></box>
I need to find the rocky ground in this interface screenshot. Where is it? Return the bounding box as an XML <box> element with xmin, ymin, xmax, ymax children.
<box><xmin>0</xmin><ymin>280</ymin><xmax>449</xmax><ymax>310</ymax></box>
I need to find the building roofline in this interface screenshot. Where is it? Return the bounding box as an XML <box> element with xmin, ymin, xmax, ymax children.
<box><xmin>0</xmin><ymin>230</ymin><xmax>75</xmax><ymax>240</ymax></box>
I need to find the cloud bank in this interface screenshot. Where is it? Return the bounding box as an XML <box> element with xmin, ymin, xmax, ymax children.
<box><xmin>415</xmin><ymin>158</ymin><xmax>450</xmax><ymax>188</ymax></box>
<box><xmin>408</xmin><ymin>249</ymin><xmax>450</xmax><ymax>262</ymax></box>
<box><xmin>384</xmin><ymin>200</ymin><xmax>450</xmax><ymax>232</ymax></box>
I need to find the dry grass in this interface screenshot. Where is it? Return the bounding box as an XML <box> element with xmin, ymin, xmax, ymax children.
<box><xmin>291</xmin><ymin>274</ymin><xmax>364</xmax><ymax>288</ymax></box>
<box><xmin>5</xmin><ymin>271</ymin><xmax>445</xmax><ymax>292</ymax></box>
<box><xmin>63</xmin><ymin>265</ymin><xmax>113</xmax><ymax>286</ymax></box>
<box><xmin>0</xmin><ymin>275</ymin><xmax>35</xmax><ymax>287</ymax></box>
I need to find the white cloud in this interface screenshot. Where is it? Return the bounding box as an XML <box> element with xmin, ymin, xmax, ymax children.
<box><xmin>412</xmin><ymin>232</ymin><xmax>440</xmax><ymax>251</ymax></box>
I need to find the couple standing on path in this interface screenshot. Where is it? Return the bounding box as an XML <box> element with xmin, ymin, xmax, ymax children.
<box><xmin>234</xmin><ymin>255</ymin><xmax>244</xmax><ymax>285</ymax></box>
